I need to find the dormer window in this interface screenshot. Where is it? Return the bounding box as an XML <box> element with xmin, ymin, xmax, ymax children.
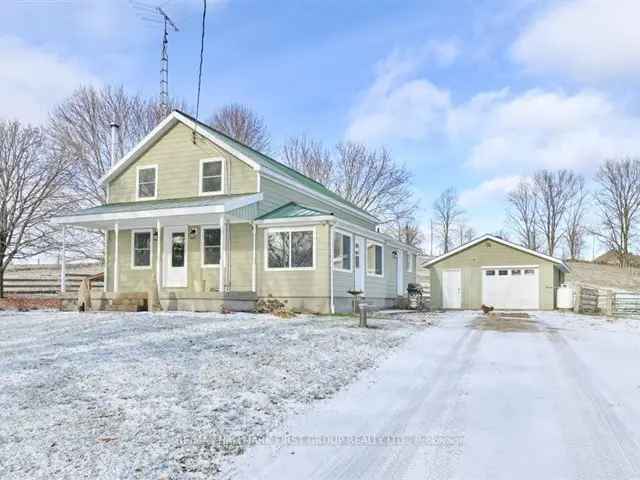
<box><xmin>200</xmin><ymin>158</ymin><xmax>224</xmax><ymax>195</ymax></box>
<box><xmin>136</xmin><ymin>165</ymin><xmax>157</xmax><ymax>200</ymax></box>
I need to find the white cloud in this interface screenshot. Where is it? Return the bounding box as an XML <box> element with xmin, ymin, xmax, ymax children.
<box><xmin>459</xmin><ymin>175</ymin><xmax>524</xmax><ymax>208</ymax></box>
<box><xmin>512</xmin><ymin>0</ymin><xmax>640</xmax><ymax>81</ymax></box>
<box><xmin>0</xmin><ymin>36</ymin><xmax>98</xmax><ymax>124</ymax></box>
<box><xmin>347</xmin><ymin>50</ymin><xmax>640</xmax><ymax>174</ymax></box>
<box><xmin>346</xmin><ymin>49</ymin><xmax>451</xmax><ymax>142</ymax></box>
<box><xmin>451</xmin><ymin>89</ymin><xmax>640</xmax><ymax>172</ymax></box>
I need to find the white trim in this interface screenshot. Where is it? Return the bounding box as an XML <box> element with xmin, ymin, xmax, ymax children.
<box><xmin>135</xmin><ymin>165</ymin><xmax>158</xmax><ymax>201</ymax></box>
<box><xmin>200</xmin><ymin>225</ymin><xmax>221</xmax><ymax>268</ymax></box>
<box><xmin>251</xmin><ymin>223</ymin><xmax>257</xmax><ymax>292</ymax></box>
<box><xmin>480</xmin><ymin>264</ymin><xmax>540</xmax><ymax>269</ymax></box>
<box><xmin>52</xmin><ymin>193</ymin><xmax>263</xmax><ymax>225</ymax></box>
<box><xmin>156</xmin><ymin>220</ymin><xmax>162</xmax><ymax>288</ymax></box>
<box><xmin>199</xmin><ymin>157</ymin><xmax>225</xmax><ymax>196</ymax></box>
<box><xmin>332</xmin><ymin>228</ymin><xmax>353</xmax><ymax>273</ymax></box>
<box><xmin>264</xmin><ymin>226</ymin><xmax>317</xmax><ymax>271</ymax></box>
<box><xmin>329</xmin><ymin>224</ymin><xmax>335</xmax><ymax>314</ymax></box>
<box><xmin>114</xmin><ymin>223</ymin><xmax>119</xmax><ymax>293</ymax></box>
<box><xmin>366</xmin><ymin>240</ymin><xmax>384</xmax><ymax>278</ymax></box>
<box><xmin>219</xmin><ymin>216</ymin><xmax>225</xmax><ymax>291</ymax></box>
<box><xmin>103</xmin><ymin>229</ymin><xmax>108</xmax><ymax>292</ymax></box>
<box><xmin>254</xmin><ymin>215</ymin><xmax>336</xmax><ymax>226</ymax></box>
<box><xmin>130</xmin><ymin>229</ymin><xmax>153</xmax><ymax>270</ymax></box>
<box><xmin>424</xmin><ymin>234</ymin><xmax>569</xmax><ymax>271</ymax></box>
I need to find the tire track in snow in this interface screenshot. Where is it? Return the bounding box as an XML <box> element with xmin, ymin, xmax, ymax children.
<box><xmin>543</xmin><ymin>323</ymin><xmax>640</xmax><ymax>479</ymax></box>
<box><xmin>312</xmin><ymin>326</ymin><xmax>482</xmax><ymax>480</ymax></box>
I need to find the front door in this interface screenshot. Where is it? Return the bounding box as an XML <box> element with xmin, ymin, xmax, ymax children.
<box><xmin>164</xmin><ymin>226</ymin><xmax>188</xmax><ymax>288</ymax></box>
<box><xmin>354</xmin><ymin>236</ymin><xmax>365</xmax><ymax>292</ymax></box>
<box><xmin>442</xmin><ymin>269</ymin><xmax>462</xmax><ymax>309</ymax></box>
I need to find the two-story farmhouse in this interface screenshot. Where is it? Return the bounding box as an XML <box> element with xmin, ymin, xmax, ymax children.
<box><xmin>54</xmin><ymin>110</ymin><xmax>419</xmax><ymax>313</ymax></box>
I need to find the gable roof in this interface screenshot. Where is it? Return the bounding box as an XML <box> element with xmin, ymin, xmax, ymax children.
<box><xmin>255</xmin><ymin>202</ymin><xmax>332</xmax><ymax>221</ymax></box>
<box><xmin>100</xmin><ymin>110</ymin><xmax>378</xmax><ymax>224</ymax></box>
<box><xmin>424</xmin><ymin>234</ymin><xmax>569</xmax><ymax>272</ymax></box>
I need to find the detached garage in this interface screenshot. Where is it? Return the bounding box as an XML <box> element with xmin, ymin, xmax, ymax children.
<box><xmin>426</xmin><ymin>234</ymin><xmax>569</xmax><ymax>311</ymax></box>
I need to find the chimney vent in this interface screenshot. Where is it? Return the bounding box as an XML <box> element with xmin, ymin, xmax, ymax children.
<box><xmin>109</xmin><ymin>120</ymin><xmax>120</xmax><ymax>167</ymax></box>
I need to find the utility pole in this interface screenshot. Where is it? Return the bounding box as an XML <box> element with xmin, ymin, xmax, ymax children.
<box><xmin>131</xmin><ymin>2</ymin><xmax>179</xmax><ymax>116</ymax></box>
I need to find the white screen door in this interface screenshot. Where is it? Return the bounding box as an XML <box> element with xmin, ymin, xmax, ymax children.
<box><xmin>442</xmin><ymin>269</ymin><xmax>462</xmax><ymax>309</ymax></box>
<box><xmin>164</xmin><ymin>226</ymin><xmax>188</xmax><ymax>287</ymax></box>
<box><xmin>354</xmin><ymin>236</ymin><xmax>365</xmax><ymax>292</ymax></box>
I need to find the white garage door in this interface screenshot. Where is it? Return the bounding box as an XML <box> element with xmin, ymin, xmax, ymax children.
<box><xmin>482</xmin><ymin>267</ymin><xmax>539</xmax><ymax>310</ymax></box>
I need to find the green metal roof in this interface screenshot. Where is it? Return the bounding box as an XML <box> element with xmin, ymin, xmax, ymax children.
<box><xmin>65</xmin><ymin>194</ymin><xmax>250</xmax><ymax>217</ymax></box>
<box><xmin>256</xmin><ymin>202</ymin><xmax>333</xmax><ymax>220</ymax></box>
<box><xmin>175</xmin><ymin>110</ymin><xmax>375</xmax><ymax>221</ymax></box>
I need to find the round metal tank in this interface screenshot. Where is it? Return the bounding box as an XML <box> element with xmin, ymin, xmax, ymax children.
<box><xmin>557</xmin><ymin>284</ymin><xmax>574</xmax><ymax>309</ymax></box>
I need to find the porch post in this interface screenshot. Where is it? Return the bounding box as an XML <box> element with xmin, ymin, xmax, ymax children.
<box><xmin>114</xmin><ymin>223</ymin><xmax>119</xmax><ymax>293</ymax></box>
<box><xmin>219</xmin><ymin>215</ymin><xmax>225</xmax><ymax>292</ymax></box>
<box><xmin>329</xmin><ymin>223</ymin><xmax>335</xmax><ymax>314</ymax></box>
<box><xmin>103</xmin><ymin>230</ymin><xmax>108</xmax><ymax>292</ymax></box>
<box><xmin>251</xmin><ymin>223</ymin><xmax>256</xmax><ymax>293</ymax></box>
<box><xmin>156</xmin><ymin>219</ymin><xmax>162</xmax><ymax>288</ymax></box>
<box><xmin>60</xmin><ymin>225</ymin><xmax>66</xmax><ymax>294</ymax></box>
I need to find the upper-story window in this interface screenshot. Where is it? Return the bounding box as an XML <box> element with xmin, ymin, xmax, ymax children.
<box><xmin>200</xmin><ymin>158</ymin><xmax>224</xmax><ymax>195</ymax></box>
<box><xmin>136</xmin><ymin>166</ymin><xmax>157</xmax><ymax>200</ymax></box>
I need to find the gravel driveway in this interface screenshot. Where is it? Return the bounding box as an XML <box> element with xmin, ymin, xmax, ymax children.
<box><xmin>227</xmin><ymin>311</ymin><xmax>640</xmax><ymax>480</ymax></box>
<box><xmin>0</xmin><ymin>310</ymin><xmax>427</xmax><ymax>479</ymax></box>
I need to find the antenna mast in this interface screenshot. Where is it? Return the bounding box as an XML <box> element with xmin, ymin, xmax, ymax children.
<box><xmin>158</xmin><ymin>7</ymin><xmax>179</xmax><ymax>115</ymax></box>
<box><xmin>131</xmin><ymin>2</ymin><xmax>179</xmax><ymax>116</ymax></box>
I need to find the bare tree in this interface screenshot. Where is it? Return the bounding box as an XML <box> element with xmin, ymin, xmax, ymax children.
<box><xmin>455</xmin><ymin>219</ymin><xmax>476</xmax><ymax>247</ymax></box>
<box><xmin>333</xmin><ymin>142</ymin><xmax>415</xmax><ymax>225</ymax></box>
<box><xmin>507</xmin><ymin>180</ymin><xmax>539</xmax><ymax>251</ymax></box>
<box><xmin>399</xmin><ymin>222</ymin><xmax>425</xmax><ymax>249</ymax></box>
<box><xmin>433</xmin><ymin>188</ymin><xmax>464</xmax><ymax>253</ymax></box>
<box><xmin>564</xmin><ymin>177</ymin><xmax>589</xmax><ymax>260</ymax></box>
<box><xmin>281</xmin><ymin>135</ymin><xmax>333</xmax><ymax>185</ymax></box>
<box><xmin>0</xmin><ymin>120</ymin><xmax>71</xmax><ymax>297</ymax></box>
<box><xmin>210</xmin><ymin>103</ymin><xmax>271</xmax><ymax>152</ymax></box>
<box><xmin>594</xmin><ymin>158</ymin><xmax>640</xmax><ymax>267</ymax></box>
<box><xmin>533</xmin><ymin>169</ymin><xmax>582</xmax><ymax>256</ymax></box>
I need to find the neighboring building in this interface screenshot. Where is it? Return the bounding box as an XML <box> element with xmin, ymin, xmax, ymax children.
<box><xmin>53</xmin><ymin>110</ymin><xmax>418</xmax><ymax>313</ymax></box>
<box><xmin>426</xmin><ymin>234</ymin><xmax>568</xmax><ymax>310</ymax></box>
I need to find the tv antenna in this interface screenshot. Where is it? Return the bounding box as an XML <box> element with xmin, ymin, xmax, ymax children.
<box><xmin>131</xmin><ymin>1</ymin><xmax>179</xmax><ymax>116</ymax></box>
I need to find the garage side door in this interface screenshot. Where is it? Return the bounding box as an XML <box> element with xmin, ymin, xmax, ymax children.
<box><xmin>482</xmin><ymin>267</ymin><xmax>539</xmax><ymax>310</ymax></box>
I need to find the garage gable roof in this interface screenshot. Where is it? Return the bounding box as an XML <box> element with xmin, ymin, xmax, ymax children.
<box><xmin>424</xmin><ymin>234</ymin><xmax>569</xmax><ymax>272</ymax></box>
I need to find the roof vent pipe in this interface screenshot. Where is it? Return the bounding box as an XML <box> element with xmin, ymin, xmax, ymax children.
<box><xmin>109</xmin><ymin>120</ymin><xmax>120</xmax><ymax>167</ymax></box>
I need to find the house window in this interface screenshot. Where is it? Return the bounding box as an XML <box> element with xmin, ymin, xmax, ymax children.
<box><xmin>266</xmin><ymin>229</ymin><xmax>314</xmax><ymax>270</ymax></box>
<box><xmin>524</xmin><ymin>269</ymin><xmax>535</xmax><ymax>275</ymax></box>
<box><xmin>137</xmin><ymin>166</ymin><xmax>157</xmax><ymax>200</ymax></box>
<box><xmin>498</xmin><ymin>269</ymin><xmax>509</xmax><ymax>276</ymax></box>
<box><xmin>333</xmin><ymin>231</ymin><xmax>352</xmax><ymax>271</ymax></box>
<box><xmin>512</xmin><ymin>269</ymin><xmax>522</xmax><ymax>275</ymax></box>
<box><xmin>367</xmin><ymin>242</ymin><xmax>383</xmax><ymax>276</ymax></box>
<box><xmin>202</xmin><ymin>227</ymin><xmax>221</xmax><ymax>267</ymax></box>
<box><xmin>200</xmin><ymin>159</ymin><xmax>223</xmax><ymax>195</ymax></box>
<box><xmin>132</xmin><ymin>231</ymin><xmax>152</xmax><ymax>268</ymax></box>
<box><xmin>485</xmin><ymin>270</ymin><xmax>496</xmax><ymax>276</ymax></box>
<box><xmin>407</xmin><ymin>253</ymin><xmax>415</xmax><ymax>272</ymax></box>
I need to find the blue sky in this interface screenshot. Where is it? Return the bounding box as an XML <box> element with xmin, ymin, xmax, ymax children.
<box><xmin>3</xmin><ymin>0</ymin><xmax>640</xmax><ymax>254</ymax></box>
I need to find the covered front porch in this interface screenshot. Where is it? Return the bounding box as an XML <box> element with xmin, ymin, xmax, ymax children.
<box><xmin>53</xmin><ymin>194</ymin><xmax>261</xmax><ymax>311</ymax></box>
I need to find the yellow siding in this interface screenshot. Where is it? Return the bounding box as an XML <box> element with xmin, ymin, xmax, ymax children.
<box><xmin>429</xmin><ymin>239</ymin><xmax>559</xmax><ymax>310</ymax></box>
<box><xmin>109</xmin><ymin>123</ymin><xmax>257</xmax><ymax>203</ymax></box>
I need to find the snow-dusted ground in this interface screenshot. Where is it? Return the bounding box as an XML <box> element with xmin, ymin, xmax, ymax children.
<box><xmin>226</xmin><ymin>310</ymin><xmax>640</xmax><ymax>480</ymax></box>
<box><xmin>0</xmin><ymin>310</ymin><xmax>429</xmax><ymax>479</ymax></box>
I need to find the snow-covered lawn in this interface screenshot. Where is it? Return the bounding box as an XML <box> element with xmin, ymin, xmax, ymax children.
<box><xmin>0</xmin><ymin>310</ymin><xmax>428</xmax><ymax>479</ymax></box>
